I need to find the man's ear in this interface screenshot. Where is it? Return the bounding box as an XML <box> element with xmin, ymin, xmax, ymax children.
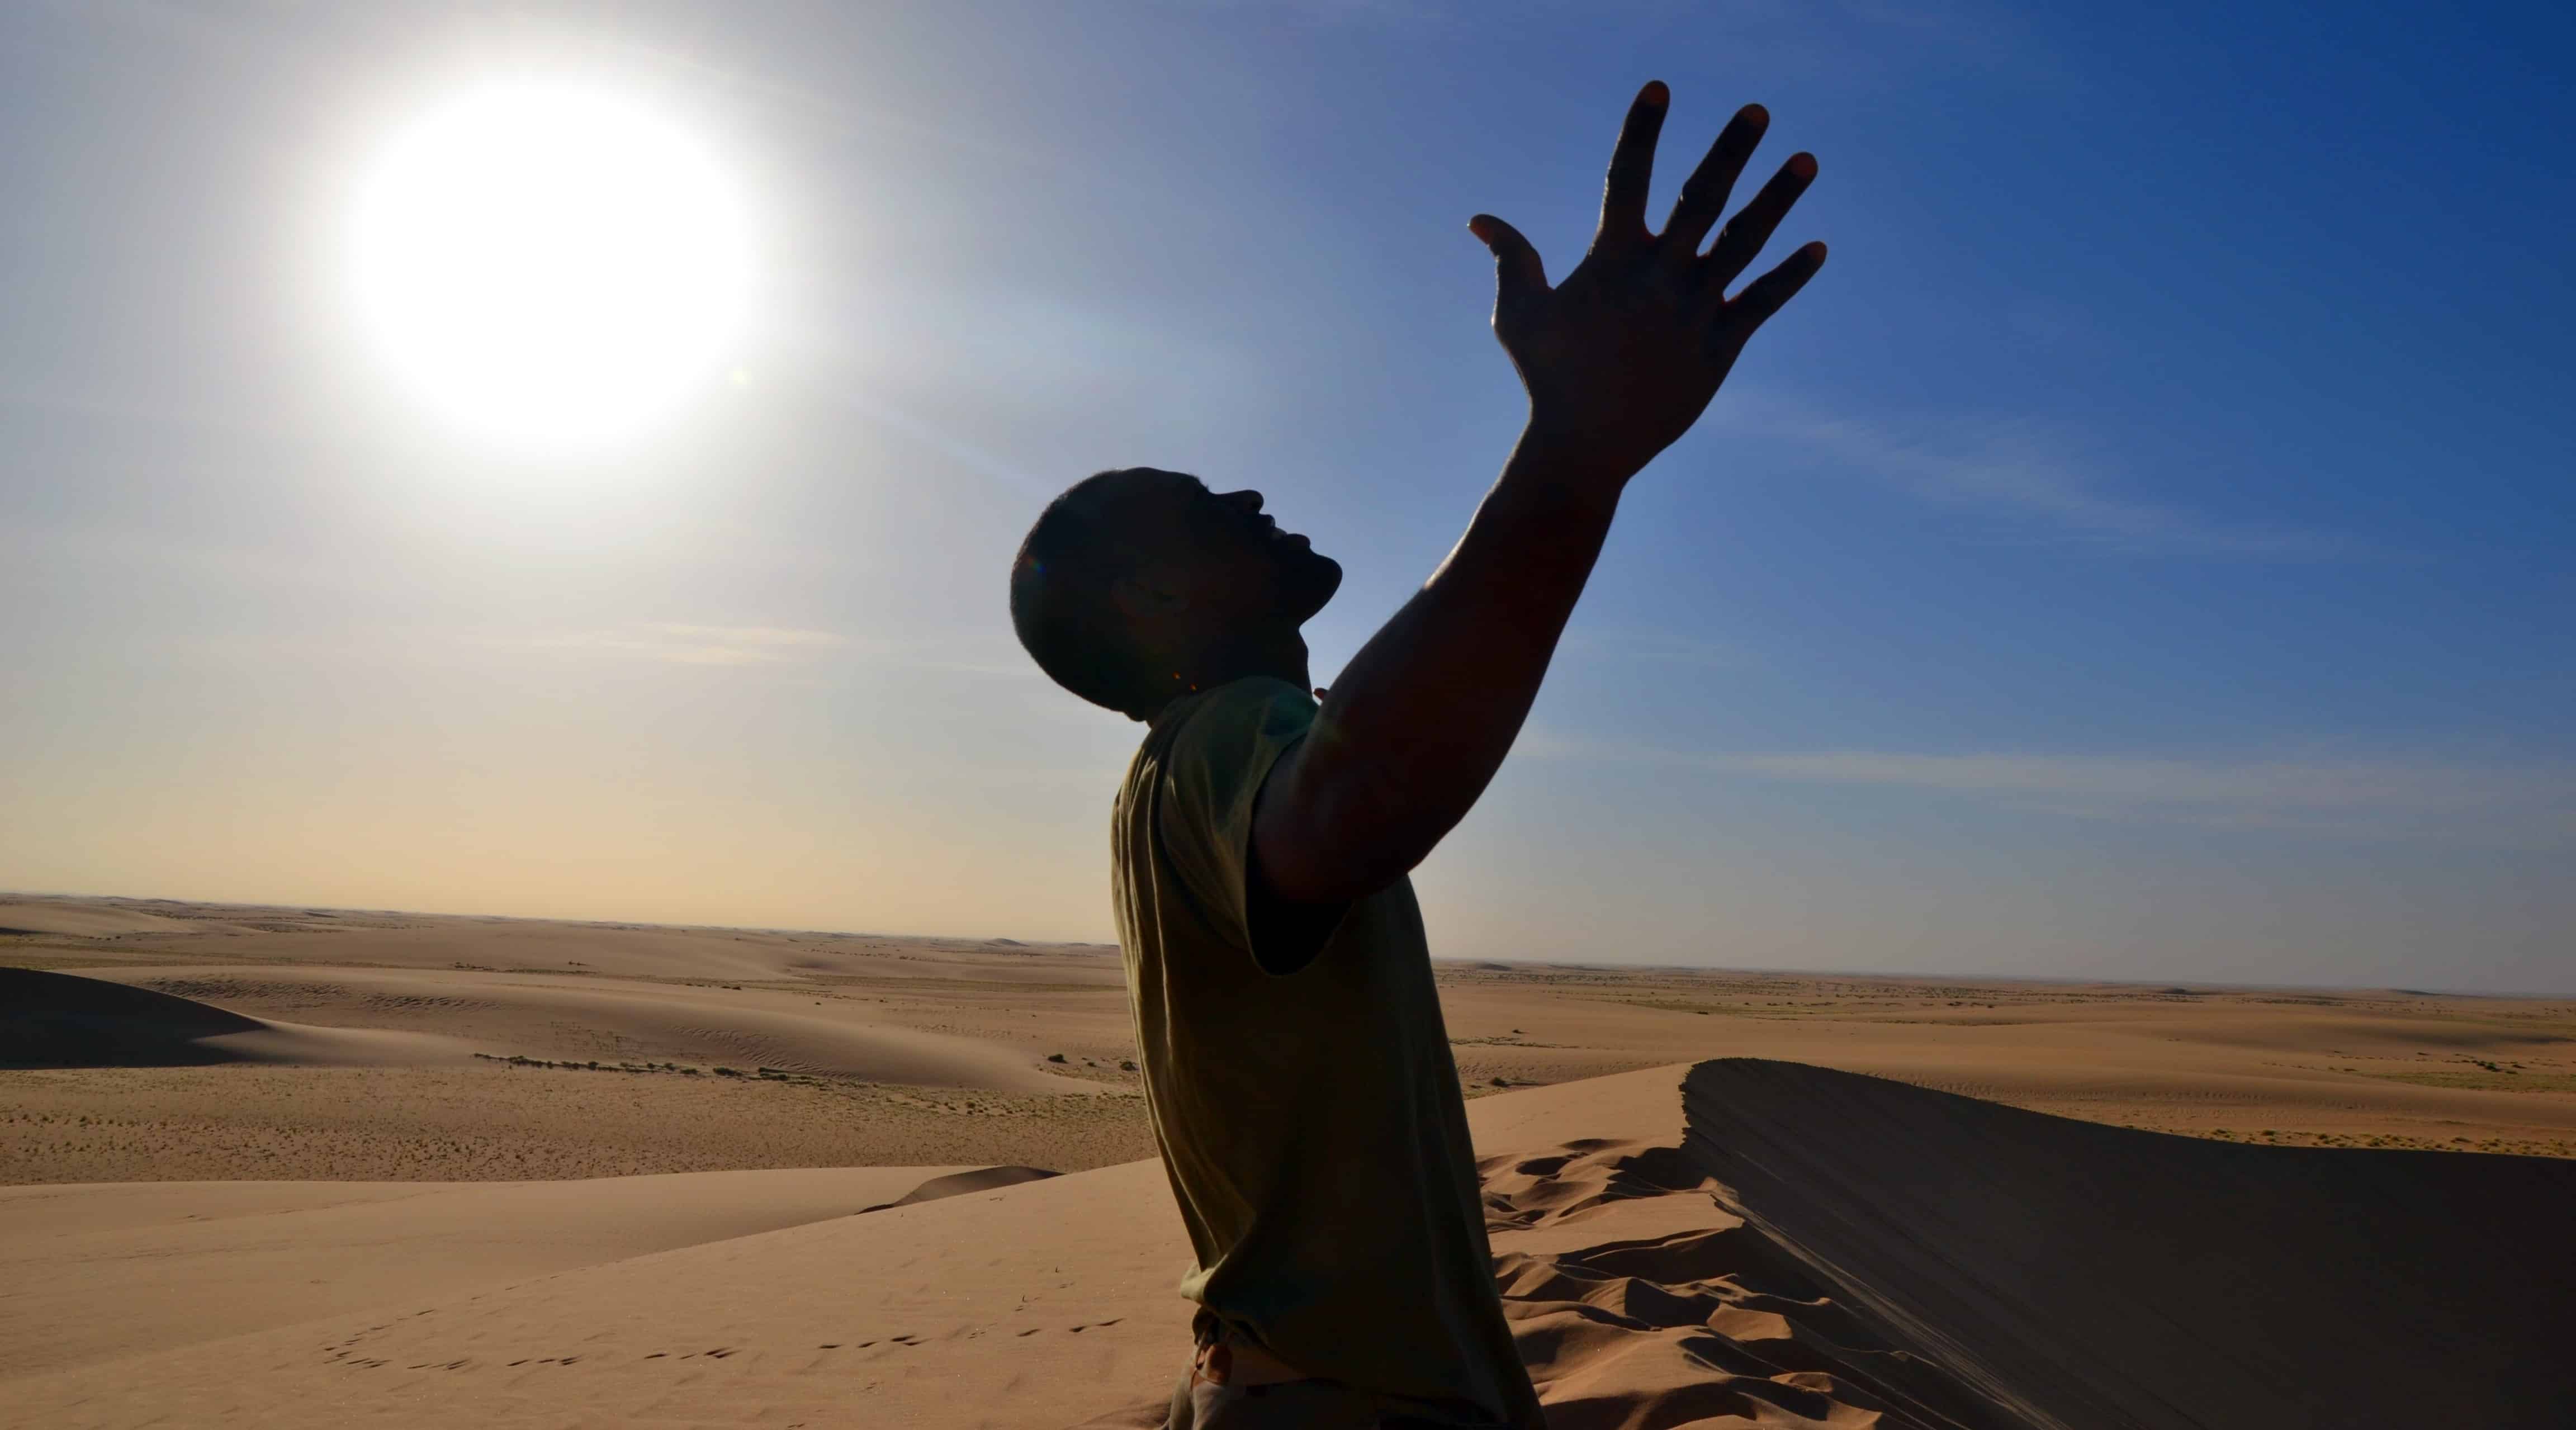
<box><xmin>1111</xmin><ymin>568</ymin><xmax>1191</xmax><ymax>623</ymax></box>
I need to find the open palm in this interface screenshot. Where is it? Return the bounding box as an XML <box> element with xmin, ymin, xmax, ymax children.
<box><xmin>1472</xmin><ymin>82</ymin><xmax>1827</xmax><ymax>479</ymax></box>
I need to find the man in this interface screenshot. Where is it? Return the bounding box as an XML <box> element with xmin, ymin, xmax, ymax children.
<box><xmin>1011</xmin><ymin>82</ymin><xmax>1826</xmax><ymax>1429</ymax></box>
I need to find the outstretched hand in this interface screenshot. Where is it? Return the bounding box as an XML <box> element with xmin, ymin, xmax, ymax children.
<box><xmin>1472</xmin><ymin>81</ymin><xmax>1825</xmax><ymax>481</ymax></box>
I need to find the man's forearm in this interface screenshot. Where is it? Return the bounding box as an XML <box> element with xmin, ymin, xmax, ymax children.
<box><xmin>1251</xmin><ymin>83</ymin><xmax>1823</xmax><ymax>908</ymax></box>
<box><xmin>1254</xmin><ymin>429</ymin><xmax>1631</xmax><ymax>903</ymax></box>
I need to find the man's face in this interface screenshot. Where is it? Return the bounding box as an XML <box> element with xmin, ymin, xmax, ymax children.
<box><xmin>1102</xmin><ymin>468</ymin><xmax>1342</xmax><ymax>637</ymax></box>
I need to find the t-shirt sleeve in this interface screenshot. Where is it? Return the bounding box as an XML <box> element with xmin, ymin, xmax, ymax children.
<box><xmin>1154</xmin><ymin>676</ymin><xmax>1328</xmax><ymax>966</ymax></box>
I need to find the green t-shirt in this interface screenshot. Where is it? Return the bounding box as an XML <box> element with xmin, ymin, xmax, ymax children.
<box><xmin>1111</xmin><ymin>676</ymin><xmax>1545</xmax><ymax>1428</ymax></box>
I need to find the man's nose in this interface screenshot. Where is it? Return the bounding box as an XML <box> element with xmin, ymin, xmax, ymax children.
<box><xmin>1220</xmin><ymin>490</ymin><xmax>1265</xmax><ymax>514</ymax></box>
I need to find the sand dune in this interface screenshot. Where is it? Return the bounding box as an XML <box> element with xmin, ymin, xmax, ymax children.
<box><xmin>7</xmin><ymin>896</ymin><xmax>2574</xmax><ymax>1427</ymax></box>
<box><xmin>1681</xmin><ymin>1059</ymin><xmax>2576</xmax><ymax>1428</ymax></box>
<box><xmin>859</xmin><ymin>1163</ymin><xmax>1060</xmax><ymax>1211</ymax></box>
<box><xmin>1481</xmin><ymin>1140</ymin><xmax>2009</xmax><ymax>1430</ymax></box>
<box><xmin>0</xmin><ymin>1153</ymin><xmax>1196</xmax><ymax>1428</ymax></box>
<box><xmin>16</xmin><ymin>893</ymin><xmax>2573</xmax><ymax>1162</ymax></box>
<box><xmin>1</xmin><ymin>968</ymin><xmax>475</xmax><ymax>1068</ymax></box>
<box><xmin>0</xmin><ymin>900</ymin><xmax>219</xmax><ymax>937</ymax></box>
<box><xmin>9</xmin><ymin>1062</ymin><xmax>2572</xmax><ymax>1428</ymax></box>
<box><xmin>1</xmin><ymin>894</ymin><xmax>1125</xmax><ymax>986</ymax></box>
<box><xmin>10</xmin><ymin>965</ymin><xmax>1104</xmax><ymax>1091</ymax></box>
<box><xmin>0</xmin><ymin>1166</ymin><xmax>983</xmax><ymax>1381</ymax></box>
<box><xmin>0</xmin><ymin>1070</ymin><xmax>1687</xmax><ymax>1428</ymax></box>
<box><xmin>0</xmin><ymin>1060</ymin><xmax>1157</xmax><ymax>1185</ymax></box>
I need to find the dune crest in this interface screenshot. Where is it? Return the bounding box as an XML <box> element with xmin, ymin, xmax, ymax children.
<box><xmin>1484</xmin><ymin>1137</ymin><xmax>2009</xmax><ymax>1429</ymax></box>
<box><xmin>0</xmin><ymin>968</ymin><xmax>472</xmax><ymax>1068</ymax></box>
<box><xmin>0</xmin><ymin>900</ymin><xmax>214</xmax><ymax>937</ymax></box>
<box><xmin>1681</xmin><ymin>1058</ymin><xmax>2576</xmax><ymax>1429</ymax></box>
<box><xmin>858</xmin><ymin>1163</ymin><xmax>1060</xmax><ymax>1213</ymax></box>
<box><xmin>7</xmin><ymin>967</ymin><xmax>1112</xmax><ymax>1091</ymax></box>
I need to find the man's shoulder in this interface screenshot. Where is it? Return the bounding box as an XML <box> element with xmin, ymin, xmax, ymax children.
<box><xmin>1121</xmin><ymin>676</ymin><xmax>1317</xmax><ymax>851</ymax></box>
<box><xmin>1150</xmin><ymin>678</ymin><xmax>1314</xmax><ymax>780</ymax></box>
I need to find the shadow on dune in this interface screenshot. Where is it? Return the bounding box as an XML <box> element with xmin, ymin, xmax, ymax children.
<box><xmin>858</xmin><ymin>1164</ymin><xmax>1062</xmax><ymax>1213</ymax></box>
<box><xmin>1682</xmin><ymin>1058</ymin><xmax>2576</xmax><ymax>1429</ymax></box>
<box><xmin>1</xmin><ymin>967</ymin><xmax>269</xmax><ymax>1067</ymax></box>
<box><xmin>1072</xmin><ymin>1061</ymin><xmax>2572</xmax><ymax>1430</ymax></box>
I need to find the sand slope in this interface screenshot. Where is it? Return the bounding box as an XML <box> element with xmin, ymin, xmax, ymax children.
<box><xmin>860</xmin><ymin>1164</ymin><xmax>1061</xmax><ymax>1211</ymax></box>
<box><xmin>7</xmin><ymin>1062</ymin><xmax>2573</xmax><ymax>1428</ymax></box>
<box><xmin>0</xmin><ymin>900</ymin><xmax>217</xmax><ymax>937</ymax></box>
<box><xmin>0</xmin><ymin>1167</ymin><xmax>998</xmax><ymax>1382</ymax></box>
<box><xmin>0</xmin><ymin>1068</ymin><xmax>1674</xmax><ymax>1428</ymax></box>
<box><xmin>7</xmin><ymin>967</ymin><xmax>1101</xmax><ymax>1091</ymax></box>
<box><xmin>0</xmin><ymin>894</ymin><xmax>1123</xmax><ymax>986</ymax></box>
<box><xmin>1681</xmin><ymin>1059</ymin><xmax>2576</xmax><ymax>1429</ymax></box>
<box><xmin>0</xmin><ymin>1067</ymin><xmax>1997</xmax><ymax>1429</ymax></box>
<box><xmin>0</xmin><ymin>968</ymin><xmax>475</xmax><ymax>1067</ymax></box>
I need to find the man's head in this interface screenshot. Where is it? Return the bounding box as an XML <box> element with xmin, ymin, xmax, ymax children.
<box><xmin>1011</xmin><ymin>468</ymin><xmax>1342</xmax><ymax>721</ymax></box>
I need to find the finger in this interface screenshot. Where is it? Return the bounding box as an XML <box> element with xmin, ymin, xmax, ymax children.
<box><xmin>1701</xmin><ymin>153</ymin><xmax>1819</xmax><ymax>288</ymax></box>
<box><xmin>1659</xmin><ymin>103</ymin><xmax>1769</xmax><ymax>257</ymax></box>
<box><xmin>1718</xmin><ymin>241</ymin><xmax>1827</xmax><ymax>336</ymax></box>
<box><xmin>1470</xmin><ymin>213</ymin><xmax>1550</xmax><ymax>308</ymax></box>
<box><xmin>1596</xmin><ymin>81</ymin><xmax>1669</xmax><ymax>247</ymax></box>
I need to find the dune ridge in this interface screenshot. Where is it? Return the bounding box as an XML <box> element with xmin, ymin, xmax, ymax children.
<box><xmin>3</xmin><ymin>966</ymin><xmax>1105</xmax><ymax>1092</ymax></box>
<box><xmin>1680</xmin><ymin>1058</ymin><xmax>2576</xmax><ymax>1429</ymax></box>
<box><xmin>859</xmin><ymin>1163</ymin><xmax>1060</xmax><ymax>1211</ymax></box>
<box><xmin>0</xmin><ymin>968</ymin><xmax>475</xmax><ymax>1068</ymax></box>
<box><xmin>0</xmin><ymin>901</ymin><xmax>216</xmax><ymax>937</ymax></box>
<box><xmin>1481</xmin><ymin>1138</ymin><xmax>2011</xmax><ymax>1429</ymax></box>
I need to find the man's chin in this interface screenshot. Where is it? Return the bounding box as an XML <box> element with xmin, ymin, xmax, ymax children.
<box><xmin>1291</xmin><ymin>552</ymin><xmax>1343</xmax><ymax>622</ymax></box>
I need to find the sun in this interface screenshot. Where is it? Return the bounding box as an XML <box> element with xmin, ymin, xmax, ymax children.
<box><xmin>348</xmin><ymin>78</ymin><xmax>752</xmax><ymax>445</ymax></box>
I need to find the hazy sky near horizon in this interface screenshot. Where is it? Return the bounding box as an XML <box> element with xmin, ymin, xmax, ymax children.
<box><xmin>3</xmin><ymin>1</ymin><xmax>2568</xmax><ymax>992</ymax></box>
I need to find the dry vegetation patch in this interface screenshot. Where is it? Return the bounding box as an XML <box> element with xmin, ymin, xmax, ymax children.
<box><xmin>0</xmin><ymin>1063</ymin><xmax>1154</xmax><ymax>1184</ymax></box>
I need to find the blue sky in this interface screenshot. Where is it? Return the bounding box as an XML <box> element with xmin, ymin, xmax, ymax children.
<box><xmin>2</xmin><ymin>1</ymin><xmax>2568</xmax><ymax>991</ymax></box>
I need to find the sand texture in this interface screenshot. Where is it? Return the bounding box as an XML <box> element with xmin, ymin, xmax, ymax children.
<box><xmin>1679</xmin><ymin>1059</ymin><xmax>2576</xmax><ymax>1428</ymax></box>
<box><xmin>10</xmin><ymin>1065</ymin><xmax>2576</xmax><ymax>1427</ymax></box>
<box><xmin>7</xmin><ymin>893</ymin><xmax>2576</xmax><ymax>1426</ymax></box>
<box><xmin>0</xmin><ymin>1167</ymin><xmax>977</xmax><ymax>1382</ymax></box>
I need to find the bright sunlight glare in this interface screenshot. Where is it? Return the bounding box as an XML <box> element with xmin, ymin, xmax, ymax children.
<box><xmin>348</xmin><ymin>78</ymin><xmax>752</xmax><ymax>446</ymax></box>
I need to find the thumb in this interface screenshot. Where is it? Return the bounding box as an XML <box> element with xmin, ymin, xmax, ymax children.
<box><xmin>1469</xmin><ymin>214</ymin><xmax>1547</xmax><ymax>309</ymax></box>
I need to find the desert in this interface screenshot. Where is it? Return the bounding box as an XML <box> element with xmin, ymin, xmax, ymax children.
<box><xmin>6</xmin><ymin>892</ymin><xmax>2573</xmax><ymax>1427</ymax></box>
<box><xmin>10</xmin><ymin>3</ymin><xmax>2574</xmax><ymax>1424</ymax></box>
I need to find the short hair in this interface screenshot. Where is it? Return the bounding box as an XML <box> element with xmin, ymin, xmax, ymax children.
<box><xmin>1011</xmin><ymin>471</ymin><xmax>1163</xmax><ymax>721</ymax></box>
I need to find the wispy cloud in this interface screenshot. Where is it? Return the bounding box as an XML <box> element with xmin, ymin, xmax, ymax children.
<box><xmin>489</xmin><ymin>623</ymin><xmax>1057</xmax><ymax>679</ymax></box>
<box><xmin>1717</xmin><ymin>393</ymin><xmax>2359</xmax><ymax>558</ymax></box>
<box><xmin>1526</xmin><ymin>736</ymin><xmax>2576</xmax><ymax>842</ymax></box>
<box><xmin>512</xmin><ymin>623</ymin><xmax>849</xmax><ymax>666</ymax></box>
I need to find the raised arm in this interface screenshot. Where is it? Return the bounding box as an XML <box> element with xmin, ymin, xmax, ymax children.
<box><xmin>1252</xmin><ymin>82</ymin><xmax>1827</xmax><ymax>908</ymax></box>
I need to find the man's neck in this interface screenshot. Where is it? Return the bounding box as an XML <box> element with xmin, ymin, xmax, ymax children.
<box><xmin>1208</xmin><ymin>628</ymin><xmax>1311</xmax><ymax>694</ymax></box>
<box><xmin>1153</xmin><ymin>629</ymin><xmax>1312</xmax><ymax>717</ymax></box>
